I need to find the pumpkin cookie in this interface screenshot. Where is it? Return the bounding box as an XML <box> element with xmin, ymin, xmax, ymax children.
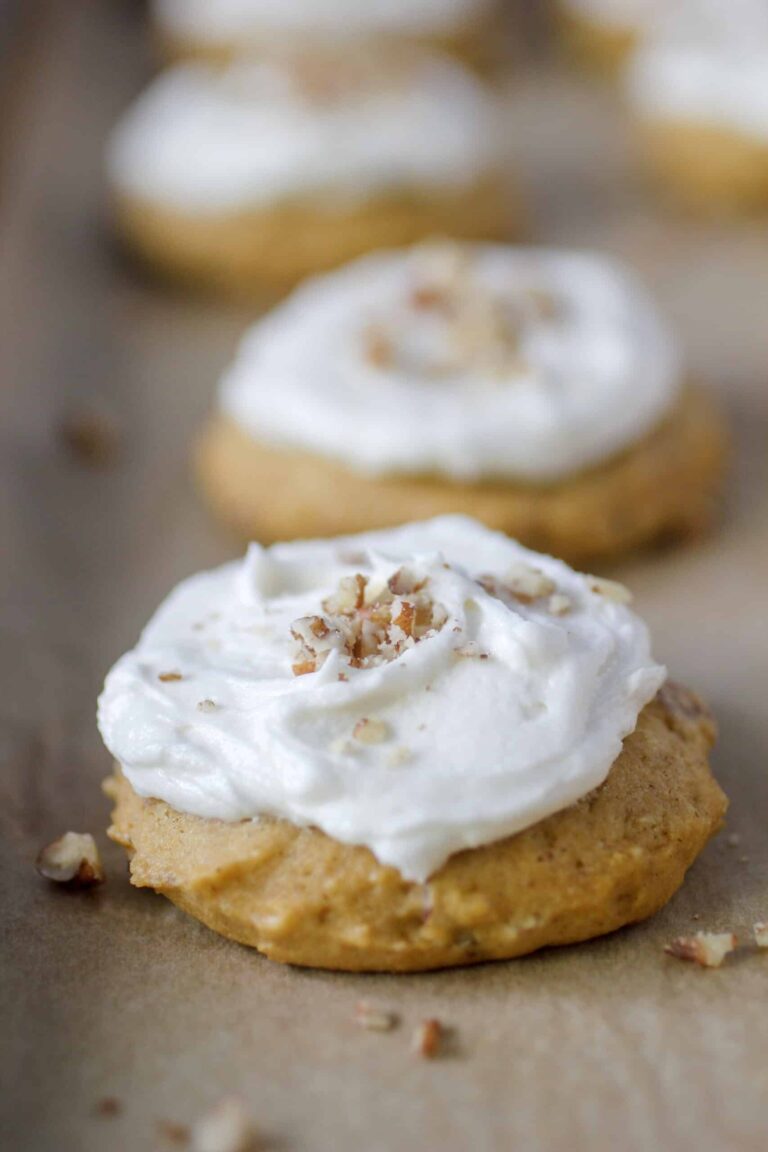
<box><xmin>107</xmin><ymin>53</ymin><xmax>512</xmax><ymax>294</ymax></box>
<box><xmin>626</xmin><ymin>40</ymin><xmax>768</xmax><ymax>213</ymax></box>
<box><xmin>98</xmin><ymin>517</ymin><xmax>725</xmax><ymax>972</ymax></box>
<box><xmin>196</xmin><ymin>242</ymin><xmax>727</xmax><ymax>563</ymax></box>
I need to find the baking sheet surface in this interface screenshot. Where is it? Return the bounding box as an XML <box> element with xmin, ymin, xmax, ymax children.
<box><xmin>1</xmin><ymin>4</ymin><xmax>767</xmax><ymax>1150</ymax></box>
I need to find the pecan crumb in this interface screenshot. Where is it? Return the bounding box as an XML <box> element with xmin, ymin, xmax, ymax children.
<box><xmin>59</xmin><ymin>410</ymin><xmax>120</xmax><ymax>468</ymax></box>
<box><xmin>354</xmin><ymin>1001</ymin><xmax>398</xmax><ymax>1032</ymax></box>
<box><xmin>413</xmin><ymin>1018</ymin><xmax>443</xmax><ymax>1059</ymax></box>
<box><xmin>36</xmin><ymin>832</ymin><xmax>104</xmax><ymax>888</ymax></box>
<box><xmin>454</xmin><ymin>642</ymin><xmax>489</xmax><ymax>659</ymax></box>
<box><xmin>664</xmin><ymin>932</ymin><xmax>737</xmax><ymax>968</ymax></box>
<box><xmin>362</xmin><ymin>323</ymin><xmax>394</xmax><ymax>368</ymax></box>
<box><xmin>94</xmin><ymin>1097</ymin><xmax>122</xmax><ymax>1118</ymax></box>
<box><xmin>191</xmin><ymin>1097</ymin><xmax>256</xmax><ymax>1152</ymax></box>
<box><xmin>547</xmin><ymin>593</ymin><xmax>573</xmax><ymax>616</ymax></box>
<box><xmin>753</xmin><ymin>922</ymin><xmax>768</xmax><ymax>949</ymax></box>
<box><xmin>158</xmin><ymin>1120</ymin><xmax>191</xmax><ymax>1146</ymax></box>
<box><xmin>197</xmin><ymin>699</ymin><xmax>218</xmax><ymax>713</ymax></box>
<box><xmin>387</xmin><ymin>745</ymin><xmax>412</xmax><ymax>767</ymax></box>
<box><xmin>589</xmin><ymin>576</ymin><xmax>633</xmax><ymax>605</ymax></box>
<box><xmin>353</xmin><ymin>717</ymin><xmax>389</xmax><ymax>744</ymax></box>
<box><xmin>159</xmin><ymin>671</ymin><xmax>183</xmax><ymax>683</ymax></box>
<box><xmin>291</xmin><ymin>567</ymin><xmax>447</xmax><ymax>675</ymax></box>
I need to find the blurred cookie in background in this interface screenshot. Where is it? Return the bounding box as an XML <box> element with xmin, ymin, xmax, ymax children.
<box><xmin>106</xmin><ymin>50</ymin><xmax>515</xmax><ymax>295</ymax></box>
<box><xmin>626</xmin><ymin>39</ymin><xmax>768</xmax><ymax>214</ymax></box>
<box><xmin>151</xmin><ymin>0</ymin><xmax>504</xmax><ymax>73</ymax></box>
<box><xmin>196</xmin><ymin>240</ymin><xmax>727</xmax><ymax>563</ymax></box>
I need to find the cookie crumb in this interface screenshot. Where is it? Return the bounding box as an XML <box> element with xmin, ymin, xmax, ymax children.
<box><xmin>94</xmin><ymin>1097</ymin><xmax>121</xmax><ymax>1118</ymax></box>
<box><xmin>36</xmin><ymin>832</ymin><xmax>104</xmax><ymax>888</ymax></box>
<box><xmin>354</xmin><ymin>1001</ymin><xmax>398</xmax><ymax>1032</ymax></box>
<box><xmin>664</xmin><ymin>932</ymin><xmax>737</xmax><ymax>968</ymax></box>
<box><xmin>753</xmin><ymin>922</ymin><xmax>768</xmax><ymax>949</ymax></box>
<box><xmin>413</xmin><ymin>1018</ymin><xmax>443</xmax><ymax>1059</ymax></box>
<box><xmin>191</xmin><ymin>1097</ymin><xmax>256</xmax><ymax>1152</ymax></box>
<box><xmin>59</xmin><ymin>411</ymin><xmax>120</xmax><ymax>468</ymax></box>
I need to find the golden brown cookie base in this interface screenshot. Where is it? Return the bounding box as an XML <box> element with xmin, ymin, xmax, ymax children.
<box><xmin>636</xmin><ymin>119</ymin><xmax>768</xmax><ymax>215</ymax></box>
<box><xmin>105</xmin><ymin>685</ymin><xmax>725</xmax><ymax>972</ymax></box>
<box><xmin>153</xmin><ymin>14</ymin><xmax>501</xmax><ymax>74</ymax></box>
<box><xmin>195</xmin><ymin>387</ymin><xmax>727</xmax><ymax>566</ymax></box>
<box><xmin>113</xmin><ymin>175</ymin><xmax>515</xmax><ymax>296</ymax></box>
<box><xmin>556</xmin><ymin>6</ymin><xmax>637</xmax><ymax>76</ymax></box>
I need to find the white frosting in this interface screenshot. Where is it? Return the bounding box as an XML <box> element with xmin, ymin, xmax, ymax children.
<box><xmin>98</xmin><ymin>517</ymin><xmax>666</xmax><ymax>882</ymax></box>
<box><xmin>153</xmin><ymin>0</ymin><xmax>489</xmax><ymax>41</ymax></box>
<box><xmin>106</xmin><ymin>56</ymin><xmax>498</xmax><ymax>212</ymax></box>
<box><xmin>563</xmin><ymin>0</ymin><xmax>768</xmax><ymax>40</ymax></box>
<box><xmin>219</xmin><ymin>244</ymin><xmax>681</xmax><ymax>483</ymax></box>
<box><xmin>627</xmin><ymin>46</ymin><xmax>768</xmax><ymax>141</ymax></box>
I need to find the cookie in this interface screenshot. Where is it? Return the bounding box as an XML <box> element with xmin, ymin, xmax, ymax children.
<box><xmin>105</xmin><ymin>687</ymin><xmax>724</xmax><ymax>972</ymax></box>
<box><xmin>195</xmin><ymin>243</ymin><xmax>727</xmax><ymax>562</ymax></box>
<box><xmin>107</xmin><ymin>54</ymin><xmax>512</xmax><ymax>294</ymax></box>
<box><xmin>626</xmin><ymin>44</ymin><xmax>768</xmax><ymax>213</ymax></box>
<box><xmin>97</xmin><ymin>517</ymin><xmax>725</xmax><ymax>971</ymax></box>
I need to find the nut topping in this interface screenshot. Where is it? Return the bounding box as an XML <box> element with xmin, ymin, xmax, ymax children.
<box><xmin>412</xmin><ymin>1018</ymin><xmax>444</xmax><ymax>1059</ymax></box>
<box><xmin>478</xmin><ymin>564</ymin><xmax>556</xmax><ymax>606</ymax></box>
<box><xmin>354</xmin><ymin>1001</ymin><xmax>398</xmax><ymax>1031</ymax></box>
<box><xmin>353</xmin><ymin>718</ymin><xmax>389</xmax><ymax>744</ymax></box>
<box><xmin>291</xmin><ymin>568</ymin><xmax>447</xmax><ymax>675</ymax></box>
<box><xmin>664</xmin><ymin>932</ymin><xmax>737</xmax><ymax>968</ymax></box>
<box><xmin>36</xmin><ymin>832</ymin><xmax>105</xmax><ymax>888</ymax></box>
<box><xmin>589</xmin><ymin>576</ymin><xmax>633</xmax><ymax>605</ymax></box>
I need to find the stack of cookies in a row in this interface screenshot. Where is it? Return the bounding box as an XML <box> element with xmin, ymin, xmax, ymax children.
<box><xmin>95</xmin><ymin>0</ymin><xmax>732</xmax><ymax>973</ymax></box>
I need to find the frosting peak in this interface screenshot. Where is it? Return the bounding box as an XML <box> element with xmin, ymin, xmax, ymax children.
<box><xmin>98</xmin><ymin>517</ymin><xmax>666</xmax><ymax>881</ymax></box>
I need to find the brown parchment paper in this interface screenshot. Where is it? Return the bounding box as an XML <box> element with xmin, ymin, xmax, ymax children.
<box><xmin>1</xmin><ymin>4</ymin><xmax>767</xmax><ymax>1150</ymax></box>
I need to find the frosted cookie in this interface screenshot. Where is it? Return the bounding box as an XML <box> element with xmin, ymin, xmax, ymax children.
<box><xmin>626</xmin><ymin>41</ymin><xmax>768</xmax><ymax>212</ymax></box>
<box><xmin>558</xmin><ymin>0</ymin><xmax>768</xmax><ymax>79</ymax></box>
<box><xmin>151</xmin><ymin>0</ymin><xmax>500</xmax><ymax>72</ymax></box>
<box><xmin>99</xmin><ymin>517</ymin><xmax>726</xmax><ymax>972</ymax></box>
<box><xmin>196</xmin><ymin>242</ymin><xmax>726</xmax><ymax>564</ymax></box>
<box><xmin>106</xmin><ymin>52</ymin><xmax>510</xmax><ymax>293</ymax></box>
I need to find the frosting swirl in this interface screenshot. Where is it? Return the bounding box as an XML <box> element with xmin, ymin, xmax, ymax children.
<box><xmin>107</xmin><ymin>54</ymin><xmax>498</xmax><ymax>212</ymax></box>
<box><xmin>98</xmin><ymin>517</ymin><xmax>666</xmax><ymax>881</ymax></box>
<box><xmin>219</xmin><ymin>243</ymin><xmax>681</xmax><ymax>483</ymax></box>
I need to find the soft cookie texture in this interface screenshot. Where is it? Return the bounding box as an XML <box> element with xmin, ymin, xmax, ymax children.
<box><xmin>196</xmin><ymin>387</ymin><xmax>726</xmax><ymax>565</ymax></box>
<box><xmin>113</xmin><ymin>178</ymin><xmax>512</xmax><ymax>296</ymax></box>
<box><xmin>105</xmin><ymin>684</ymin><xmax>725</xmax><ymax>972</ymax></box>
